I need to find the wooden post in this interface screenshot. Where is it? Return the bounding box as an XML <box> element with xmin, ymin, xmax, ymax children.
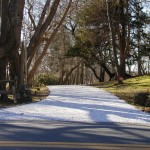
<box><xmin>12</xmin><ymin>86</ymin><xmax>17</xmax><ymax>103</ymax></box>
<box><xmin>0</xmin><ymin>80</ymin><xmax>17</xmax><ymax>103</ymax></box>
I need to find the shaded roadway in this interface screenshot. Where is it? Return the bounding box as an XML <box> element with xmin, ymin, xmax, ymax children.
<box><xmin>0</xmin><ymin>121</ymin><xmax>150</xmax><ymax>149</ymax></box>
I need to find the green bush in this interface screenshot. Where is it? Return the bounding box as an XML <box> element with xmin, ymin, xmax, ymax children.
<box><xmin>33</xmin><ymin>73</ymin><xmax>60</xmax><ymax>86</ymax></box>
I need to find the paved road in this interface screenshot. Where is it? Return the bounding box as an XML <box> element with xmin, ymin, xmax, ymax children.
<box><xmin>0</xmin><ymin>121</ymin><xmax>150</xmax><ymax>150</ymax></box>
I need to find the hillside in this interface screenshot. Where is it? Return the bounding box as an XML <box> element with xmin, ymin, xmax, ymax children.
<box><xmin>93</xmin><ymin>75</ymin><xmax>150</xmax><ymax>113</ymax></box>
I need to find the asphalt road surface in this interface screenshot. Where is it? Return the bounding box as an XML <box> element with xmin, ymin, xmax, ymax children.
<box><xmin>0</xmin><ymin>121</ymin><xmax>150</xmax><ymax>150</ymax></box>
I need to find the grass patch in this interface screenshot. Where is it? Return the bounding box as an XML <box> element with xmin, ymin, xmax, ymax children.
<box><xmin>0</xmin><ymin>86</ymin><xmax>50</xmax><ymax>108</ymax></box>
<box><xmin>92</xmin><ymin>75</ymin><xmax>150</xmax><ymax>113</ymax></box>
<box><xmin>31</xmin><ymin>86</ymin><xmax>50</xmax><ymax>102</ymax></box>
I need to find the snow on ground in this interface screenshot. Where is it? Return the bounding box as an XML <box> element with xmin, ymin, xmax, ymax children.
<box><xmin>0</xmin><ymin>85</ymin><xmax>150</xmax><ymax>125</ymax></box>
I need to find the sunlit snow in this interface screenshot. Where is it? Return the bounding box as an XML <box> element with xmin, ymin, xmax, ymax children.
<box><xmin>0</xmin><ymin>85</ymin><xmax>149</xmax><ymax>125</ymax></box>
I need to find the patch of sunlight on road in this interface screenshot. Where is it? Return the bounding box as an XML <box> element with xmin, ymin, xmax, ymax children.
<box><xmin>107</xmin><ymin>114</ymin><xmax>149</xmax><ymax>124</ymax></box>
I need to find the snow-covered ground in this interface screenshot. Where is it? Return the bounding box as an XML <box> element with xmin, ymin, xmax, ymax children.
<box><xmin>0</xmin><ymin>85</ymin><xmax>150</xmax><ymax>125</ymax></box>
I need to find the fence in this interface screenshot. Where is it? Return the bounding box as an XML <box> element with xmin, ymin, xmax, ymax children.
<box><xmin>0</xmin><ymin>77</ymin><xmax>18</xmax><ymax>103</ymax></box>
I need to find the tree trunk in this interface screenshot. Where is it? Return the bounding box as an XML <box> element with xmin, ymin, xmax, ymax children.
<box><xmin>0</xmin><ymin>58</ymin><xmax>7</xmax><ymax>100</ymax></box>
<box><xmin>63</xmin><ymin>64</ymin><xmax>79</xmax><ymax>84</ymax></box>
<box><xmin>99</xmin><ymin>67</ymin><xmax>105</xmax><ymax>82</ymax></box>
<box><xmin>27</xmin><ymin>0</ymin><xmax>60</xmax><ymax>69</ymax></box>
<box><xmin>76</xmin><ymin>65</ymin><xmax>80</xmax><ymax>84</ymax></box>
<box><xmin>100</xmin><ymin>63</ymin><xmax>115</xmax><ymax>81</ymax></box>
<box><xmin>0</xmin><ymin>0</ymin><xmax>24</xmax><ymax>100</ymax></box>
<box><xmin>80</xmin><ymin>62</ymin><xmax>84</xmax><ymax>84</ymax></box>
<box><xmin>106</xmin><ymin>0</ymin><xmax>123</xmax><ymax>84</ymax></box>
<box><xmin>27</xmin><ymin>0</ymin><xmax>72</xmax><ymax>84</ymax></box>
<box><xmin>0</xmin><ymin>0</ymin><xmax>25</xmax><ymax>83</ymax></box>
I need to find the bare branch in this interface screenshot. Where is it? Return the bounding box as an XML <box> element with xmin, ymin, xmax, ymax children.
<box><xmin>27</xmin><ymin>0</ymin><xmax>60</xmax><ymax>69</ymax></box>
<box><xmin>27</xmin><ymin>0</ymin><xmax>36</xmax><ymax>30</ymax></box>
<box><xmin>37</xmin><ymin>0</ymin><xmax>51</xmax><ymax>28</ymax></box>
<box><xmin>28</xmin><ymin>0</ymin><xmax>73</xmax><ymax>83</ymax></box>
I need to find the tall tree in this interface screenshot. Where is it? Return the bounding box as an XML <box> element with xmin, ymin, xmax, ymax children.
<box><xmin>25</xmin><ymin>0</ymin><xmax>73</xmax><ymax>84</ymax></box>
<box><xmin>106</xmin><ymin>0</ymin><xmax>123</xmax><ymax>83</ymax></box>
<box><xmin>0</xmin><ymin>0</ymin><xmax>73</xmax><ymax>101</ymax></box>
<box><xmin>0</xmin><ymin>0</ymin><xmax>25</xmax><ymax>100</ymax></box>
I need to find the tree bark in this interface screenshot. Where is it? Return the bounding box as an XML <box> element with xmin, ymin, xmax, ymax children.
<box><xmin>88</xmin><ymin>66</ymin><xmax>102</xmax><ymax>82</ymax></box>
<box><xmin>0</xmin><ymin>0</ymin><xmax>24</xmax><ymax>101</ymax></box>
<box><xmin>106</xmin><ymin>0</ymin><xmax>123</xmax><ymax>84</ymax></box>
<box><xmin>100</xmin><ymin>63</ymin><xmax>115</xmax><ymax>80</ymax></box>
<box><xmin>63</xmin><ymin>64</ymin><xmax>80</xmax><ymax>84</ymax></box>
<box><xmin>0</xmin><ymin>0</ymin><xmax>24</xmax><ymax>83</ymax></box>
<box><xmin>0</xmin><ymin>58</ymin><xmax>7</xmax><ymax>100</ymax></box>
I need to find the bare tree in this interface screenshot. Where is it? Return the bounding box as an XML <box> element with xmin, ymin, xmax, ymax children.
<box><xmin>25</xmin><ymin>0</ymin><xmax>73</xmax><ymax>84</ymax></box>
